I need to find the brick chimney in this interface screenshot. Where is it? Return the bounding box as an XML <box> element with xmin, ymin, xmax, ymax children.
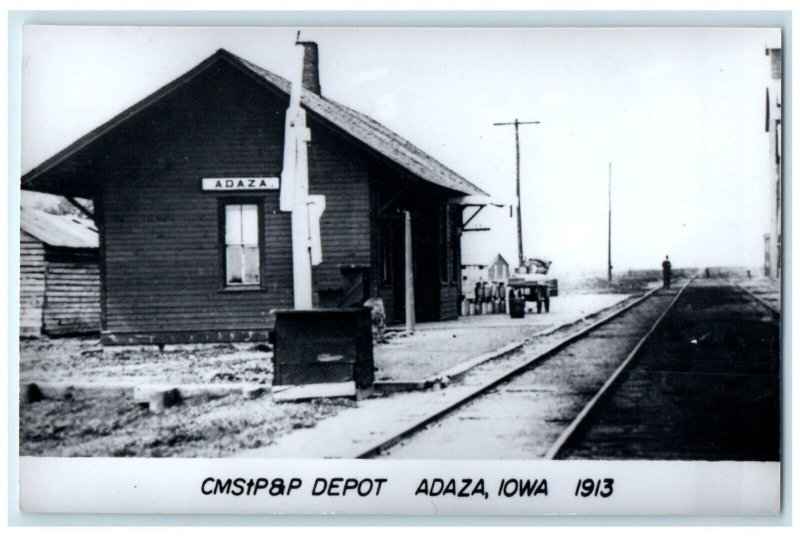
<box><xmin>297</xmin><ymin>41</ymin><xmax>321</xmax><ymax>94</ymax></box>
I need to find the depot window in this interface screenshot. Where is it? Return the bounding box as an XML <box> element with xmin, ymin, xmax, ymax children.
<box><xmin>223</xmin><ymin>203</ymin><xmax>261</xmax><ymax>287</ymax></box>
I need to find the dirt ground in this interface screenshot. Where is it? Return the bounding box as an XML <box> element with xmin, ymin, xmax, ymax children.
<box><xmin>20</xmin><ymin>292</ymin><xmax>635</xmax><ymax>387</ymax></box>
<box><xmin>19</xmin><ymin>339</ymin><xmax>344</xmax><ymax>457</ymax></box>
<box><xmin>20</xmin><ymin>390</ymin><xmax>354</xmax><ymax>457</ymax></box>
<box><xmin>18</xmin><ymin>276</ymin><xmax>658</xmax><ymax>458</ymax></box>
<box><xmin>20</xmin><ymin>338</ymin><xmax>273</xmax><ymax>385</ymax></box>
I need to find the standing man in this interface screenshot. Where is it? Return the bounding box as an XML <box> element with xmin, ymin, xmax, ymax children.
<box><xmin>662</xmin><ymin>255</ymin><xmax>672</xmax><ymax>289</ymax></box>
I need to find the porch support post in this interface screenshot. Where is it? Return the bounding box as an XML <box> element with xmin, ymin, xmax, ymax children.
<box><xmin>404</xmin><ymin>210</ymin><xmax>415</xmax><ymax>333</ymax></box>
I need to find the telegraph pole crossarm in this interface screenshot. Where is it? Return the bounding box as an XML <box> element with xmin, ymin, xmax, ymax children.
<box><xmin>493</xmin><ymin>119</ymin><xmax>540</xmax><ymax>267</ymax></box>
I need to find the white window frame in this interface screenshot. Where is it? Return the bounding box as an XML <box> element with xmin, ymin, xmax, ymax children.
<box><xmin>223</xmin><ymin>202</ymin><xmax>261</xmax><ymax>288</ymax></box>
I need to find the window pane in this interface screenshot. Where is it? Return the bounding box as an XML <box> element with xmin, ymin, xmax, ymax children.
<box><xmin>241</xmin><ymin>204</ymin><xmax>259</xmax><ymax>246</ymax></box>
<box><xmin>243</xmin><ymin>246</ymin><xmax>260</xmax><ymax>284</ymax></box>
<box><xmin>226</xmin><ymin>245</ymin><xmax>243</xmax><ymax>284</ymax></box>
<box><xmin>225</xmin><ymin>205</ymin><xmax>242</xmax><ymax>245</ymax></box>
<box><xmin>225</xmin><ymin>203</ymin><xmax>259</xmax><ymax>286</ymax></box>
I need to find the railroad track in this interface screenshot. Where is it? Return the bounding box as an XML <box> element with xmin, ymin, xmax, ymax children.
<box><xmin>357</xmin><ymin>278</ymin><xmax>694</xmax><ymax>459</ymax></box>
<box><xmin>544</xmin><ymin>278</ymin><xmax>691</xmax><ymax>460</ymax></box>
<box><xmin>555</xmin><ymin>278</ymin><xmax>780</xmax><ymax>461</ymax></box>
<box><xmin>732</xmin><ymin>280</ymin><xmax>780</xmax><ymax>317</ymax></box>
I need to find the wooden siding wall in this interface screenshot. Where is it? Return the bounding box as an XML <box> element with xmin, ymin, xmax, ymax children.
<box><xmin>93</xmin><ymin>60</ymin><xmax>371</xmax><ymax>345</ymax></box>
<box><xmin>21</xmin><ymin>232</ymin><xmax>100</xmax><ymax>337</ymax></box>
<box><xmin>42</xmin><ymin>251</ymin><xmax>100</xmax><ymax>335</ymax></box>
<box><xmin>20</xmin><ymin>231</ymin><xmax>45</xmax><ymax>336</ymax></box>
<box><xmin>308</xmin><ymin>118</ymin><xmax>372</xmax><ymax>292</ymax></box>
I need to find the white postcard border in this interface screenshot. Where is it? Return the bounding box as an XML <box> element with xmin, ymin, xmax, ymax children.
<box><xmin>19</xmin><ymin>457</ymin><xmax>780</xmax><ymax>516</ymax></box>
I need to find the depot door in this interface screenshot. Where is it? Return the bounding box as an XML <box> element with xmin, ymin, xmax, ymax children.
<box><xmin>377</xmin><ymin>216</ymin><xmax>406</xmax><ymax>324</ymax></box>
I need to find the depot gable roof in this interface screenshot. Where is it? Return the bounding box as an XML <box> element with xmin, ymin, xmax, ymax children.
<box><xmin>22</xmin><ymin>48</ymin><xmax>487</xmax><ymax>198</ymax></box>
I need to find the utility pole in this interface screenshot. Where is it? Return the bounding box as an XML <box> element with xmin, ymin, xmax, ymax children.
<box><xmin>494</xmin><ymin>119</ymin><xmax>540</xmax><ymax>267</ymax></box>
<box><xmin>608</xmin><ymin>162</ymin><xmax>613</xmax><ymax>284</ymax></box>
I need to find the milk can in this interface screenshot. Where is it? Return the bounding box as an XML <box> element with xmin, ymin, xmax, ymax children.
<box><xmin>475</xmin><ymin>281</ymin><xmax>485</xmax><ymax>303</ymax></box>
<box><xmin>498</xmin><ymin>282</ymin><xmax>507</xmax><ymax>313</ymax></box>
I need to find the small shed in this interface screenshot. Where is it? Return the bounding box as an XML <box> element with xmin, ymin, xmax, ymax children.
<box><xmin>461</xmin><ymin>253</ymin><xmax>510</xmax><ymax>298</ymax></box>
<box><xmin>20</xmin><ymin>207</ymin><xmax>100</xmax><ymax>337</ymax></box>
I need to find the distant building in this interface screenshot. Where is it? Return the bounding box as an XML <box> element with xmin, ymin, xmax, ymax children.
<box><xmin>488</xmin><ymin>254</ymin><xmax>512</xmax><ymax>282</ymax></box>
<box><xmin>765</xmin><ymin>45</ymin><xmax>782</xmax><ymax>279</ymax></box>
<box><xmin>20</xmin><ymin>207</ymin><xmax>100</xmax><ymax>337</ymax></box>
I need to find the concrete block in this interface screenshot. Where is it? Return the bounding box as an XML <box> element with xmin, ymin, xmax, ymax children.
<box><xmin>272</xmin><ymin>382</ymin><xmax>356</xmax><ymax>402</ymax></box>
<box><xmin>132</xmin><ymin>385</ymin><xmax>153</xmax><ymax>405</ymax></box>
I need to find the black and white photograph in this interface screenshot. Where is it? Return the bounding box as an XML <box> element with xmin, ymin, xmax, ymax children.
<box><xmin>14</xmin><ymin>23</ymin><xmax>784</xmax><ymax>516</ymax></box>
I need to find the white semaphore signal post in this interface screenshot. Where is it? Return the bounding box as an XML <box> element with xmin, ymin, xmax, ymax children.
<box><xmin>280</xmin><ymin>41</ymin><xmax>326</xmax><ymax>310</ymax></box>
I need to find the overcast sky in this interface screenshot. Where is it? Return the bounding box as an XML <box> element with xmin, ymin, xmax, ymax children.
<box><xmin>21</xmin><ymin>26</ymin><xmax>780</xmax><ymax>273</ymax></box>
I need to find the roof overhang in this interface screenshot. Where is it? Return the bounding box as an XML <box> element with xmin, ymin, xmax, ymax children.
<box><xmin>455</xmin><ymin>195</ymin><xmax>511</xmax><ymax>207</ymax></box>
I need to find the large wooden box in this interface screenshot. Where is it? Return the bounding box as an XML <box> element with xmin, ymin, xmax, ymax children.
<box><xmin>272</xmin><ymin>308</ymin><xmax>374</xmax><ymax>388</ymax></box>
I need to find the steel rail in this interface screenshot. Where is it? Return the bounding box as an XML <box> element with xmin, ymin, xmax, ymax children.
<box><xmin>544</xmin><ymin>276</ymin><xmax>694</xmax><ymax>460</ymax></box>
<box><xmin>355</xmin><ymin>282</ymin><xmax>671</xmax><ymax>459</ymax></box>
<box><xmin>733</xmin><ymin>281</ymin><xmax>781</xmax><ymax>317</ymax></box>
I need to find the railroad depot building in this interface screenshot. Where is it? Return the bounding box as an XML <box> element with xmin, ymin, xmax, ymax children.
<box><xmin>22</xmin><ymin>47</ymin><xmax>486</xmax><ymax>345</ymax></box>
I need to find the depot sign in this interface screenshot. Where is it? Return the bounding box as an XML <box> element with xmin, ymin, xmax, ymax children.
<box><xmin>202</xmin><ymin>177</ymin><xmax>280</xmax><ymax>191</ymax></box>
